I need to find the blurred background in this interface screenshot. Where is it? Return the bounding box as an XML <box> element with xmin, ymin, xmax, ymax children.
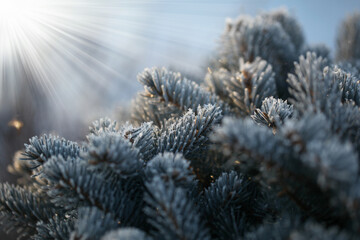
<box><xmin>0</xmin><ymin>0</ymin><xmax>359</xmax><ymax>181</ymax></box>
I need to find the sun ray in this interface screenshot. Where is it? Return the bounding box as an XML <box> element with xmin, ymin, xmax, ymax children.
<box><xmin>0</xmin><ymin>0</ymin><xmax>123</xmax><ymax>108</ymax></box>
<box><xmin>0</xmin><ymin>0</ymin><xmax>243</xmax><ymax>124</ymax></box>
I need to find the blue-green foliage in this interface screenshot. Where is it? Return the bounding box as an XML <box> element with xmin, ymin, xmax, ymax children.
<box><xmin>325</xmin><ymin>65</ymin><xmax>360</xmax><ymax>106</ymax></box>
<box><xmin>288</xmin><ymin>52</ymin><xmax>360</xmax><ymax>150</ymax></box>
<box><xmin>252</xmin><ymin>97</ymin><xmax>293</xmax><ymax>129</ymax></box>
<box><xmin>206</xmin><ymin>57</ymin><xmax>277</xmax><ymax>116</ymax></box>
<box><xmin>34</xmin><ymin>214</ymin><xmax>74</xmax><ymax>240</ymax></box>
<box><xmin>70</xmin><ymin>207</ymin><xmax>118</xmax><ymax>240</ymax></box>
<box><xmin>213</xmin><ymin>111</ymin><xmax>359</xmax><ymax>227</ymax></box>
<box><xmin>88</xmin><ymin>118</ymin><xmax>118</xmax><ymax>136</ymax></box>
<box><xmin>121</xmin><ymin>122</ymin><xmax>158</xmax><ymax>162</ymax></box>
<box><xmin>42</xmin><ymin>156</ymin><xmax>142</xmax><ymax>226</ymax></box>
<box><xmin>133</xmin><ymin>67</ymin><xmax>227</xmax><ymax>127</ymax></box>
<box><xmin>22</xmin><ymin>134</ymin><xmax>82</xmax><ymax>172</ymax></box>
<box><xmin>144</xmin><ymin>177</ymin><xmax>210</xmax><ymax>240</ymax></box>
<box><xmin>216</xmin><ymin>9</ymin><xmax>303</xmax><ymax>97</ymax></box>
<box><xmin>0</xmin><ymin>183</ymin><xmax>57</xmax><ymax>238</ymax></box>
<box><xmin>101</xmin><ymin>228</ymin><xmax>151</xmax><ymax>240</ymax></box>
<box><xmin>203</xmin><ymin>171</ymin><xmax>271</xmax><ymax>239</ymax></box>
<box><xmin>144</xmin><ymin>153</ymin><xmax>195</xmax><ymax>189</ymax></box>
<box><xmin>301</xmin><ymin>44</ymin><xmax>331</xmax><ymax>60</ymax></box>
<box><xmin>245</xmin><ymin>216</ymin><xmax>351</xmax><ymax>240</ymax></box>
<box><xmin>336</xmin><ymin>12</ymin><xmax>360</xmax><ymax>63</ymax></box>
<box><xmin>84</xmin><ymin>133</ymin><xmax>143</xmax><ymax>178</ymax></box>
<box><xmin>158</xmin><ymin>105</ymin><xmax>222</xmax><ymax>159</ymax></box>
<box><xmin>2</xmin><ymin>8</ymin><xmax>360</xmax><ymax>240</ymax></box>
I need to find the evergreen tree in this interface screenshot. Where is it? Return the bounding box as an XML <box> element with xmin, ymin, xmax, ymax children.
<box><xmin>1</xmin><ymin>9</ymin><xmax>360</xmax><ymax>240</ymax></box>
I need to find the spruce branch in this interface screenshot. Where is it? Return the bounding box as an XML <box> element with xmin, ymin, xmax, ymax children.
<box><xmin>203</xmin><ymin>171</ymin><xmax>271</xmax><ymax>239</ymax></box>
<box><xmin>205</xmin><ymin>57</ymin><xmax>277</xmax><ymax>116</ymax></box>
<box><xmin>101</xmin><ymin>228</ymin><xmax>152</xmax><ymax>240</ymax></box>
<box><xmin>90</xmin><ymin>118</ymin><xmax>159</xmax><ymax>162</ymax></box>
<box><xmin>158</xmin><ymin>104</ymin><xmax>222</xmax><ymax>159</ymax></box>
<box><xmin>227</xmin><ymin>57</ymin><xmax>277</xmax><ymax>115</ymax></box>
<box><xmin>138</xmin><ymin>67</ymin><xmax>225</xmax><ymax>112</ymax></box>
<box><xmin>288</xmin><ymin>52</ymin><xmax>360</xmax><ymax>149</ymax></box>
<box><xmin>287</xmin><ymin>52</ymin><xmax>330</xmax><ymax>113</ymax></box>
<box><xmin>89</xmin><ymin>118</ymin><xmax>118</xmax><ymax>136</ymax></box>
<box><xmin>301</xmin><ymin>44</ymin><xmax>330</xmax><ymax>60</ymax></box>
<box><xmin>245</xmin><ymin>215</ymin><xmax>300</xmax><ymax>240</ymax></box>
<box><xmin>219</xmin><ymin>13</ymin><xmax>300</xmax><ymax>97</ymax></box>
<box><xmin>207</xmin><ymin>57</ymin><xmax>277</xmax><ymax>116</ymax></box>
<box><xmin>70</xmin><ymin>207</ymin><xmax>118</xmax><ymax>240</ymax></box>
<box><xmin>251</xmin><ymin>97</ymin><xmax>293</xmax><ymax>130</ymax></box>
<box><xmin>84</xmin><ymin>132</ymin><xmax>143</xmax><ymax>178</ymax></box>
<box><xmin>204</xmin><ymin>68</ymin><xmax>233</xmax><ymax>104</ymax></box>
<box><xmin>324</xmin><ymin>65</ymin><xmax>360</xmax><ymax>106</ymax></box>
<box><xmin>0</xmin><ymin>183</ymin><xmax>56</xmax><ymax>237</ymax></box>
<box><xmin>41</xmin><ymin>156</ymin><xmax>142</xmax><ymax>226</ymax></box>
<box><xmin>122</xmin><ymin>122</ymin><xmax>159</xmax><ymax>162</ymax></box>
<box><xmin>212</xmin><ymin>113</ymin><xmax>359</xmax><ymax>225</ymax></box>
<box><xmin>144</xmin><ymin>177</ymin><xmax>210</xmax><ymax>240</ymax></box>
<box><xmin>133</xmin><ymin>67</ymin><xmax>227</xmax><ymax>126</ymax></box>
<box><xmin>260</xmin><ymin>8</ymin><xmax>304</xmax><ymax>53</ymax></box>
<box><xmin>145</xmin><ymin>152</ymin><xmax>196</xmax><ymax>190</ymax></box>
<box><xmin>132</xmin><ymin>95</ymin><xmax>182</xmax><ymax>127</ymax></box>
<box><xmin>22</xmin><ymin>134</ymin><xmax>82</xmax><ymax>172</ymax></box>
<box><xmin>34</xmin><ymin>214</ymin><xmax>74</xmax><ymax>240</ymax></box>
<box><xmin>336</xmin><ymin>12</ymin><xmax>360</xmax><ymax>62</ymax></box>
<box><xmin>246</xmin><ymin>217</ymin><xmax>352</xmax><ymax>240</ymax></box>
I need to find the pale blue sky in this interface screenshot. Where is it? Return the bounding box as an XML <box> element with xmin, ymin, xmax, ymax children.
<box><xmin>101</xmin><ymin>0</ymin><xmax>360</xmax><ymax>103</ymax></box>
<box><xmin>145</xmin><ymin>0</ymin><xmax>360</xmax><ymax>66</ymax></box>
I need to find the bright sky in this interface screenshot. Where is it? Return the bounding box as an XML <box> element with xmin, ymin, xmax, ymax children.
<box><xmin>124</xmin><ymin>0</ymin><xmax>360</xmax><ymax>74</ymax></box>
<box><xmin>96</xmin><ymin>0</ymin><xmax>360</xmax><ymax>109</ymax></box>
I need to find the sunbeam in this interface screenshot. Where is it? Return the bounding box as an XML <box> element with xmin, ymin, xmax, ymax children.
<box><xmin>0</xmin><ymin>0</ymin><xmax>242</xmax><ymax>123</ymax></box>
<box><xmin>0</xmin><ymin>0</ymin><xmax>125</xmax><ymax>110</ymax></box>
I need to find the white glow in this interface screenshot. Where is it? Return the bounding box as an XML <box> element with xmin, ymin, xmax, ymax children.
<box><xmin>0</xmin><ymin>0</ymin><xmax>121</xmax><ymax>110</ymax></box>
<box><xmin>0</xmin><ymin>0</ymin><xmax>217</xmax><ymax>118</ymax></box>
<box><xmin>0</xmin><ymin>0</ymin><xmax>39</xmax><ymax>16</ymax></box>
<box><xmin>0</xmin><ymin>0</ymin><xmax>47</xmax><ymax>55</ymax></box>
<box><xmin>0</xmin><ymin>0</ymin><xmax>51</xmax><ymax>31</ymax></box>
<box><xmin>0</xmin><ymin>0</ymin><xmax>19</xmax><ymax>19</ymax></box>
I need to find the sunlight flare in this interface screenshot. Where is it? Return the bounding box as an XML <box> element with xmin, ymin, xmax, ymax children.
<box><xmin>0</xmin><ymin>0</ymin><xmax>123</xmax><ymax>108</ymax></box>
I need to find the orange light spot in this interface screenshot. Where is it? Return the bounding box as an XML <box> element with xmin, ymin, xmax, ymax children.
<box><xmin>8</xmin><ymin>119</ymin><xmax>24</xmax><ymax>130</ymax></box>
